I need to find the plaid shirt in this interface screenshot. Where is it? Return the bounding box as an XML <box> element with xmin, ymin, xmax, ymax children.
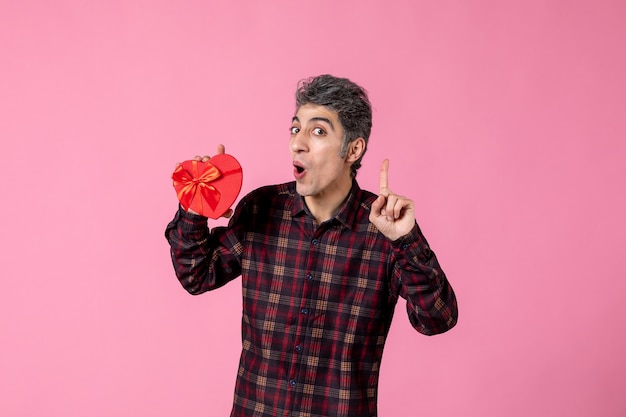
<box><xmin>165</xmin><ymin>181</ymin><xmax>457</xmax><ymax>417</ymax></box>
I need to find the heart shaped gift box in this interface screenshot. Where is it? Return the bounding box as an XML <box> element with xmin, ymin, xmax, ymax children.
<box><xmin>172</xmin><ymin>154</ymin><xmax>243</xmax><ymax>219</ymax></box>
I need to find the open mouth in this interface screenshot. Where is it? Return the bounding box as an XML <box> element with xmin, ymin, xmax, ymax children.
<box><xmin>293</xmin><ymin>162</ymin><xmax>306</xmax><ymax>178</ymax></box>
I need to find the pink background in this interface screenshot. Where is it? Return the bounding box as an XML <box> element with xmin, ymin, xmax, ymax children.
<box><xmin>1</xmin><ymin>1</ymin><xmax>625</xmax><ymax>416</ymax></box>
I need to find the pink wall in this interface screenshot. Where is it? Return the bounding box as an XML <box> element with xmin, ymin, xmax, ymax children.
<box><xmin>2</xmin><ymin>1</ymin><xmax>625</xmax><ymax>416</ymax></box>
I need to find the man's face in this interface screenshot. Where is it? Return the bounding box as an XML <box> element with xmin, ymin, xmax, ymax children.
<box><xmin>290</xmin><ymin>103</ymin><xmax>353</xmax><ymax>201</ymax></box>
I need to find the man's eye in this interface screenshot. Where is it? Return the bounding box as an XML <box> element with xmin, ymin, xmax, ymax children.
<box><xmin>290</xmin><ymin>127</ymin><xmax>300</xmax><ymax>134</ymax></box>
<box><xmin>313</xmin><ymin>128</ymin><xmax>326</xmax><ymax>136</ymax></box>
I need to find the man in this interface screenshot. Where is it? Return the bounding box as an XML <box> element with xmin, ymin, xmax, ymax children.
<box><xmin>165</xmin><ymin>74</ymin><xmax>458</xmax><ymax>416</ymax></box>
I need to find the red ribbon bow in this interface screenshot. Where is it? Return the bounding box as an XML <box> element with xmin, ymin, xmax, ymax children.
<box><xmin>172</xmin><ymin>160</ymin><xmax>222</xmax><ymax>213</ymax></box>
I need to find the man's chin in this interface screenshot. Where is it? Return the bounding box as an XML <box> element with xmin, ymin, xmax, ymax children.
<box><xmin>294</xmin><ymin>182</ymin><xmax>311</xmax><ymax>197</ymax></box>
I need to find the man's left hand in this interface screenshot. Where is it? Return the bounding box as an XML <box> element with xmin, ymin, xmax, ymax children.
<box><xmin>369</xmin><ymin>159</ymin><xmax>415</xmax><ymax>241</ymax></box>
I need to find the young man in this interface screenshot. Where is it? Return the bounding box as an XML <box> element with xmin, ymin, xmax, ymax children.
<box><xmin>165</xmin><ymin>74</ymin><xmax>458</xmax><ymax>416</ymax></box>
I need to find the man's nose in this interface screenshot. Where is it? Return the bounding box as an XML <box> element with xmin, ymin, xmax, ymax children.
<box><xmin>290</xmin><ymin>130</ymin><xmax>307</xmax><ymax>152</ymax></box>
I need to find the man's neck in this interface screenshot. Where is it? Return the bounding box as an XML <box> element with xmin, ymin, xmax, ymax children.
<box><xmin>304</xmin><ymin>178</ymin><xmax>353</xmax><ymax>225</ymax></box>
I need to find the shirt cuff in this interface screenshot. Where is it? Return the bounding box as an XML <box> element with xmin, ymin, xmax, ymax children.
<box><xmin>177</xmin><ymin>205</ymin><xmax>209</xmax><ymax>231</ymax></box>
<box><xmin>391</xmin><ymin>223</ymin><xmax>432</xmax><ymax>258</ymax></box>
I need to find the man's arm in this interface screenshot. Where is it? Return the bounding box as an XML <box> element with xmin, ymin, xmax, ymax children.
<box><xmin>165</xmin><ymin>144</ymin><xmax>241</xmax><ymax>294</ymax></box>
<box><xmin>370</xmin><ymin>159</ymin><xmax>457</xmax><ymax>334</ymax></box>
<box><xmin>389</xmin><ymin>224</ymin><xmax>458</xmax><ymax>335</ymax></box>
<box><xmin>165</xmin><ymin>207</ymin><xmax>242</xmax><ymax>295</ymax></box>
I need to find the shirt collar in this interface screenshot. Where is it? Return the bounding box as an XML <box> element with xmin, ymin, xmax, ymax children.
<box><xmin>290</xmin><ymin>180</ymin><xmax>363</xmax><ymax>229</ymax></box>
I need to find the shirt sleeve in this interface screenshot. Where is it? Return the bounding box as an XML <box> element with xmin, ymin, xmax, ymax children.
<box><xmin>164</xmin><ymin>205</ymin><xmax>244</xmax><ymax>295</ymax></box>
<box><xmin>389</xmin><ymin>223</ymin><xmax>458</xmax><ymax>335</ymax></box>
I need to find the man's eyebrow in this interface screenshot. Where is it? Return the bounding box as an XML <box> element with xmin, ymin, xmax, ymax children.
<box><xmin>291</xmin><ymin>116</ymin><xmax>335</xmax><ymax>130</ymax></box>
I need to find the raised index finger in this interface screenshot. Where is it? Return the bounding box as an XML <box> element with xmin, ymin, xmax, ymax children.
<box><xmin>379</xmin><ymin>159</ymin><xmax>390</xmax><ymax>194</ymax></box>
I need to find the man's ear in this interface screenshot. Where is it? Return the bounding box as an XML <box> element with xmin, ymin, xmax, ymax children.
<box><xmin>346</xmin><ymin>137</ymin><xmax>366</xmax><ymax>162</ymax></box>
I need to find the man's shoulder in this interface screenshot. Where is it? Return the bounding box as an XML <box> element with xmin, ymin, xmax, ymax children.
<box><xmin>246</xmin><ymin>181</ymin><xmax>295</xmax><ymax>198</ymax></box>
<box><xmin>240</xmin><ymin>181</ymin><xmax>296</xmax><ymax>207</ymax></box>
<box><xmin>351</xmin><ymin>182</ymin><xmax>378</xmax><ymax>210</ymax></box>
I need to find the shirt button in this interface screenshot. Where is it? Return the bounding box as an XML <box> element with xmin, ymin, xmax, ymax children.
<box><xmin>301</xmin><ymin>308</ymin><xmax>309</xmax><ymax>315</ymax></box>
<box><xmin>306</xmin><ymin>274</ymin><xmax>313</xmax><ymax>281</ymax></box>
<box><xmin>295</xmin><ymin>345</ymin><xmax>303</xmax><ymax>353</ymax></box>
<box><xmin>289</xmin><ymin>379</ymin><xmax>296</xmax><ymax>387</ymax></box>
<box><xmin>402</xmin><ymin>244</ymin><xmax>409</xmax><ymax>250</ymax></box>
<box><xmin>312</xmin><ymin>239</ymin><xmax>318</xmax><ymax>245</ymax></box>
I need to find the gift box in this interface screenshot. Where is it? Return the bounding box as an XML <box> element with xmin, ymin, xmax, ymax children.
<box><xmin>172</xmin><ymin>154</ymin><xmax>243</xmax><ymax>219</ymax></box>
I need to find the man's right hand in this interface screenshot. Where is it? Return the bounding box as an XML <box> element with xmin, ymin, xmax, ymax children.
<box><xmin>177</xmin><ymin>144</ymin><xmax>233</xmax><ymax>218</ymax></box>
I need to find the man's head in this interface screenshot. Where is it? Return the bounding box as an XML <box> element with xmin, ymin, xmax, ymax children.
<box><xmin>295</xmin><ymin>74</ymin><xmax>372</xmax><ymax>177</ymax></box>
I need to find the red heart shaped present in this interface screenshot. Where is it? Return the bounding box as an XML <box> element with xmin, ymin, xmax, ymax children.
<box><xmin>172</xmin><ymin>154</ymin><xmax>243</xmax><ymax>219</ymax></box>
